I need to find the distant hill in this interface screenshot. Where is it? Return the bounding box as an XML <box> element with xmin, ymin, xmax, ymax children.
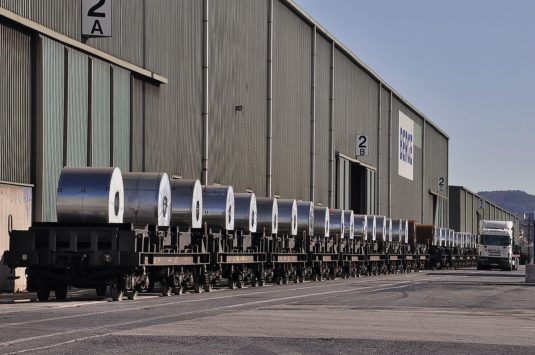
<box><xmin>478</xmin><ymin>190</ymin><xmax>535</xmax><ymax>217</ymax></box>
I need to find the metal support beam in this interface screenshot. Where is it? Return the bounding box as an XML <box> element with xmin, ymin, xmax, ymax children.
<box><xmin>266</xmin><ymin>0</ymin><xmax>273</xmax><ymax>197</ymax></box>
<box><xmin>201</xmin><ymin>0</ymin><xmax>209</xmax><ymax>185</ymax></box>
<box><xmin>377</xmin><ymin>82</ymin><xmax>382</xmax><ymax>214</ymax></box>
<box><xmin>328</xmin><ymin>41</ymin><xmax>335</xmax><ymax>207</ymax></box>
<box><xmin>388</xmin><ymin>91</ymin><xmax>392</xmax><ymax>217</ymax></box>
<box><xmin>310</xmin><ymin>26</ymin><xmax>316</xmax><ymax>202</ymax></box>
<box><xmin>421</xmin><ymin>119</ymin><xmax>426</xmax><ymax>223</ymax></box>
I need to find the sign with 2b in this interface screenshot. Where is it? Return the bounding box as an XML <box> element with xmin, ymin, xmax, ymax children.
<box><xmin>356</xmin><ymin>135</ymin><xmax>368</xmax><ymax>156</ymax></box>
<box><xmin>82</xmin><ymin>0</ymin><xmax>112</xmax><ymax>37</ymax></box>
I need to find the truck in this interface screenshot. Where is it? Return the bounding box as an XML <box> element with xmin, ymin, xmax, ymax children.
<box><xmin>477</xmin><ymin>220</ymin><xmax>519</xmax><ymax>271</ymax></box>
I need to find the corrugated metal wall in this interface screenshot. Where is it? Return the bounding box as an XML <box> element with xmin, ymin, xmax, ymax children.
<box><xmin>333</xmin><ymin>48</ymin><xmax>379</xmax><ymax>167</ymax></box>
<box><xmin>272</xmin><ymin>0</ymin><xmax>311</xmax><ymax>199</ymax></box>
<box><xmin>112</xmin><ymin>65</ymin><xmax>130</xmax><ymax>171</ymax></box>
<box><xmin>143</xmin><ymin>0</ymin><xmax>202</xmax><ymax>178</ymax></box>
<box><xmin>1</xmin><ymin>0</ymin><xmax>453</xmax><ymax>223</ymax></box>
<box><xmin>449</xmin><ymin>186</ymin><xmax>517</xmax><ymax>235</ymax></box>
<box><xmin>131</xmin><ymin>77</ymin><xmax>144</xmax><ymax>172</ymax></box>
<box><xmin>38</xmin><ymin>36</ymin><xmax>64</xmax><ymax>222</ymax></box>
<box><xmin>66</xmin><ymin>48</ymin><xmax>88</xmax><ymax>167</ymax></box>
<box><xmin>209</xmin><ymin>0</ymin><xmax>267</xmax><ymax>192</ymax></box>
<box><xmin>0</xmin><ymin>23</ymin><xmax>31</xmax><ymax>184</ymax></box>
<box><xmin>378</xmin><ymin>87</ymin><xmax>390</xmax><ymax>215</ymax></box>
<box><xmin>0</xmin><ymin>0</ymin><xmax>30</xmax><ymax>17</ymax></box>
<box><xmin>32</xmin><ymin>0</ymin><xmax>81</xmax><ymax>40</ymax></box>
<box><xmin>86</xmin><ymin>0</ymin><xmax>144</xmax><ymax>65</ymax></box>
<box><xmin>91</xmin><ymin>58</ymin><xmax>111</xmax><ymax>167</ymax></box>
<box><xmin>424</xmin><ymin>122</ymin><xmax>449</xmax><ymax>224</ymax></box>
<box><xmin>314</xmin><ymin>33</ymin><xmax>331</xmax><ymax>206</ymax></box>
<box><xmin>33</xmin><ymin>35</ymin><xmax>132</xmax><ymax>221</ymax></box>
<box><xmin>390</xmin><ymin>98</ymin><xmax>423</xmax><ymax>220</ymax></box>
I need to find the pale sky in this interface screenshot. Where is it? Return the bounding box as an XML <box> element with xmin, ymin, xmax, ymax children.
<box><xmin>294</xmin><ymin>0</ymin><xmax>535</xmax><ymax>194</ymax></box>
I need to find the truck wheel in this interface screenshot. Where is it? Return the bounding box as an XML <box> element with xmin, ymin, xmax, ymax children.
<box><xmin>111</xmin><ymin>285</ymin><xmax>124</xmax><ymax>301</ymax></box>
<box><xmin>96</xmin><ymin>286</ymin><xmax>107</xmax><ymax>297</ymax></box>
<box><xmin>37</xmin><ymin>286</ymin><xmax>50</xmax><ymax>302</ymax></box>
<box><xmin>54</xmin><ymin>285</ymin><xmax>68</xmax><ymax>300</ymax></box>
<box><xmin>126</xmin><ymin>290</ymin><xmax>138</xmax><ymax>300</ymax></box>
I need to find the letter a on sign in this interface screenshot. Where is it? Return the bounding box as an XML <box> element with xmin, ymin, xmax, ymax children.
<box><xmin>82</xmin><ymin>0</ymin><xmax>112</xmax><ymax>37</ymax></box>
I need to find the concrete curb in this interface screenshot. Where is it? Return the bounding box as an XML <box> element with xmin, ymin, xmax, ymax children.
<box><xmin>525</xmin><ymin>264</ymin><xmax>535</xmax><ymax>283</ymax></box>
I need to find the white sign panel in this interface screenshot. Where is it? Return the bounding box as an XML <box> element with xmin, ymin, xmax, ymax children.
<box><xmin>398</xmin><ymin>111</ymin><xmax>414</xmax><ymax>181</ymax></box>
<box><xmin>438</xmin><ymin>177</ymin><xmax>446</xmax><ymax>192</ymax></box>
<box><xmin>82</xmin><ymin>0</ymin><xmax>112</xmax><ymax>37</ymax></box>
<box><xmin>356</xmin><ymin>135</ymin><xmax>368</xmax><ymax>156</ymax></box>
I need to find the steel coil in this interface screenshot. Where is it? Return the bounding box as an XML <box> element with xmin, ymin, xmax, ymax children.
<box><xmin>256</xmin><ymin>197</ymin><xmax>278</xmax><ymax>235</ymax></box>
<box><xmin>277</xmin><ymin>199</ymin><xmax>297</xmax><ymax>236</ymax></box>
<box><xmin>234</xmin><ymin>193</ymin><xmax>257</xmax><ymax>233</ymax></box>
<box><xmin>170</xmin><ymin>179</ymin><xmax>202</xmax><ymax>229</ymax></box>
<box><xmin>366</xmin><ymin>215</ymin><xmax>376</xmax><ymax>241</ymax></box>
<box><xmin>329</xmin><ymin>209</ymin><xmax>345</xmax><ymax>237</ymax></box>
<box><xmin>354</xmin><ymin>215</ymin><xmax>368</xmax><ymax>240</ymax></box>
<box><xmin>296</xmin><ymin>201</ymin><xmax>314</xmax><ymax>236</ymax></box>
<box><xmin>122</xmin><ymin>172</ymin><xmax>171</xmax><ymax>227</ymax></box>
<box><xmin>343</xmin><ymin>210</ymin><xmax>354</xmax><ymax>239</ymax></box>
<box><xmin>313</xmin><ymin>207</ymin><xmax>329</xmax><ymax>237</ymax></box>
<box><xmin>56</xmin><ymin>167</ymin><xmax>124</xmax><ymax>223</ymax></box>
<box><xmin>202</xmin><ymin>185</ymin><xmax>234</xmax><ymax>231</ymax></box>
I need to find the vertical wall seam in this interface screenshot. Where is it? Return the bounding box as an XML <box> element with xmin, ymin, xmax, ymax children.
<box><xmin>310</xmin><ymin>25</ymin><xmax>316</xmax><ymax>202</ymax></box>
<box><xmin>62</xmin><ymin>46</ymin><xmax>68</xmax><ymax>167</ymax></box>
<box><xmin>388</xmin><ymin>90</ymin><xmax>392</xmax><ymax>217</ymax></box>
<box><xmin>377</xmin><ymin>82</ymin><xmax>381</xmax><ymax>215</ymax></box>
<box><xmin>328</xmin><ymin>41</ymin><xmax>334</xmax><ymax>207</ymax></box>
<box><xmin>266</xmin><ymin>0</ymin><xmax>273</xmax><ymax>197</ymax></box>
<box><xmin>129</xmin><ymin>73</ymin><xmax>133</xmax><ymax>171</ymax></box>
<box><xmin>421</xmin><ymin>119</ymin><xmax>426</xmax><ymax>223</ymax></box>
<box><xmin>109</xmin><ymin>65</ymin><xmax>114</xmax><ymax>166</ymax></box>
<box><xmin>87</xmin><ymin>56</ymin><xmax>92</xmax><ymax>166</ymax></box>
<box><xmin>201</xmin><ymin>0</ymin><xmax>209</xmax><ymax>185</ymax></box>
<box><xmin>141</xmin><ymin>0</ymin><xmax>146</xmax><ymax>172</ymax></box>
<box><xmin>30</xmin><ymin>32</ymin><xmax>38</xmax><ymax>222</ymax></box>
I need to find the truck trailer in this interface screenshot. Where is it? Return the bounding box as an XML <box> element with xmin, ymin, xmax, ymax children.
<box><xmin>477</xmin><ymin>220</ymin><xmax>519</xmax><ymax>271</ymax></box>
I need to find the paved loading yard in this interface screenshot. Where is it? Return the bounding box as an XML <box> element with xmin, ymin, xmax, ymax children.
<box><xmin>0</xmin><ymin>268</ymin><xmax>533</xmax><ymax>354</ymax></box>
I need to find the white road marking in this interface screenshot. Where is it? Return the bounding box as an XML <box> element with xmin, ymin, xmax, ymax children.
<box><xmin>1</xmin><ymin>280</ymin><xmax>422</xmax><ymax>354</ymax></box>
<box><xmin>0</xmin><ymin>275</ymin><xmax>428</xmax><ymax>329</ymax></box>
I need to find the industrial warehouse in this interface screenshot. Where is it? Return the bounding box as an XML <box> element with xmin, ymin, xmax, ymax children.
<box><xmin>1</xmin><ymin>1</ymin><xmax>533</xmax><ymax>354</ymax></box>
<box><xmin>0</xmin><ymin>0</ymin><xmax>521</xmax><ymax>293</ymax></box>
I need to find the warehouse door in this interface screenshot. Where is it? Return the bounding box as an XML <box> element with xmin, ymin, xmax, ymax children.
<box><xmin>336</xmin><ymin>156</ymin><xmax>376</xmax><ymax>214</ymax></box>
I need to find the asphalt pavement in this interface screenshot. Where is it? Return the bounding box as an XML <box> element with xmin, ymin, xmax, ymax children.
<box><xmin>0</xmin><ymin>267</ymin><xmax>533</xmax><ymax>354</ymax></box>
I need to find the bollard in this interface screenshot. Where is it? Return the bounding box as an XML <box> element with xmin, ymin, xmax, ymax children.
<box><xmin>525</xmin><ymin>264</ymin><xmax>535</xmax><ymax>283</ymax></box>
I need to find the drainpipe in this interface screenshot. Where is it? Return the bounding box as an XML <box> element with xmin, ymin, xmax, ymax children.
<box><xmin>388</xmin><ymin>91</ymin><xmax>392</xmax><ymax>217</ymax></box>
<box><xmin>377</xmin><ymin>82</ymin><xmax>382</xmax><ymax>215</ymax></box>
<box><xmin>266</xmin><ymin>0</ymin><xmax>273</xmax><ymax>197</ymax></box>
<box><xmin>201</xmin><ymin>0</ymin><xmax>209</xmax><ymax>184</ymax></box>
<box><xmin>328</xmin><ymin>41</ymin><xmax>335</xmax><ymax>207</ymax></box>
<box><xmin>421</xmin><ymin>119</ymin><xmax>426</xmax><ymax>223</ymax></box>
<box><xmin>310</xmin><ymin>26</ymin><xmax>316</xmax><ymax>202</ymax></box>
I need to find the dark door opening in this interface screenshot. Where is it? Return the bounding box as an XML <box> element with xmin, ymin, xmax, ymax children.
<box><xmin>336</xmin><ymin>156</ymin><xmax>376</xmax><ymax>214</ymax></box>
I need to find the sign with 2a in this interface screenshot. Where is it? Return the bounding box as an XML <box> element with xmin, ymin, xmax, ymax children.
<box><xmin>82</xmin><ymin>0</ymin><xmax>112</xmax><ymax>38</ymax></box>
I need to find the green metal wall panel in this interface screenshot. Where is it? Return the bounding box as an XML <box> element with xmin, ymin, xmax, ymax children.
<box><xmin>144</xmin><ymin>0</ymin><xmax>202</xmax><ymax>178</ymax></box>
<box><xmin>209</xmin><ymin>0</ymin><xmax>267</xmax><ymax>192</ymax></box>
<box><xmin>66</xmin><ymin>48</ymin><xmax>88</xmax><ymax>167</ymax></box>
<box><xmin>39</xmin><ymin>36</ymin><xmax>64</xmax><ymax>222</ymax></box>
<box><xmin>333</xmin><ymin>48</ymin><xmax>379</xmax><ymax>168</ymax></box>
<box><xmin>314</xmin><ymin>33</ymin><xmax>331</xmax><ymax>206</ymax></box>
<box><xmin>112</xmin><ymin>66</ymin><xmax>130</xmax><ymax>172</ymax></box>
<box><xmin>272</xmin><ymin>0</ymin><xmax>311</xmax><ymax>200</ymax></box>
<box><xmin>91</xmin><ymin>58</ymin><xmax>111</xmax><ymax>167</ymax></box>
<box><xmin>0</xmin><ymin>23</ymin><xmax>31</xmax><ymax>184</ymax></box>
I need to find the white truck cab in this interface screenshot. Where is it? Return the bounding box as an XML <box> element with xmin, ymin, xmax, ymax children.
<box><xmin>477</xmin><ymin>220</ymin><xmax>518</xmax><ymax>271</ymax></box>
